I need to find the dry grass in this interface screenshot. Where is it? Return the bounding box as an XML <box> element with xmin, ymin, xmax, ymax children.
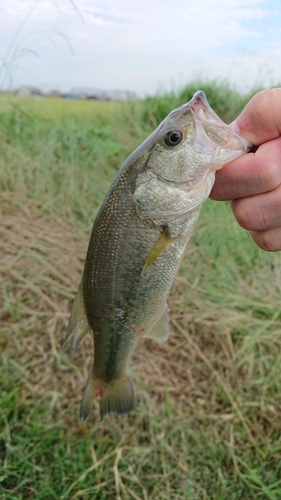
<box><xmin>2</xmin><ymin>190</ymin><xmax>281</xmax><ymax>499</ymax></box>
<box><xmin>1</xmin><ymin>192</ymin><xmax>88</xmax><ymax>419</ymax></box>
<box><xmin>1</xmin><ymin>191</ymin><xmax>226</xmax><ymax>426</ymax></box>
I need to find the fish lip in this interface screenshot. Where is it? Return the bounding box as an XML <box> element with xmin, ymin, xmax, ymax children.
<box><xmin>163</xmin><ymin>91</ymin><xmax>222</xmax><ymax>132</ymax></box>
<box><xmin>188</xmin><ymin>90</ymin><xmax>225</xmax><ymax>127</ymax></box>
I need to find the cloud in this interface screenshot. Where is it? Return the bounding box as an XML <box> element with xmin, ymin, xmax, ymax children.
<box><xmin>1</xmin><ymin>0</ymin><xmax>281</xmax><ymax>94</ymax></box>
<box><xmin>81</xmin><ymin>3</ymin><xmax>132</xmax><ymax>26</ymax></box>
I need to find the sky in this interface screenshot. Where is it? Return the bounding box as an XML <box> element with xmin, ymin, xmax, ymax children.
<box><xmin>1</xmin><ymin>0</ymin><xmax>281</xmax><ymax>96</ymax></box>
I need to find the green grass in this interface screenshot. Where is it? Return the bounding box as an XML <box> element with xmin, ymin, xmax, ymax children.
<box><xmin>1</xmin><ymin>82</ymin><xmax>281</xmax><ymax>499</ymax></box>
<box><xmin>0</xmin><ymin>97</ymin><xmax>148</xmax><ymax>225</ymax></box>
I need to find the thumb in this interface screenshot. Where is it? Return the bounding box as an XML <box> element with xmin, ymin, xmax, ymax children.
<box><xmin>231</xmin><ymin>88</ymin><xmax>281</xmax><ymax>146</ymax></box>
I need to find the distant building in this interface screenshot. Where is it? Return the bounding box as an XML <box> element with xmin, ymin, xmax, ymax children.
<box><xmin>71</xmin><ymin>87</ymin><xmax>136</xmax><ymax>101</ymax></box>
<box><xmin>105</xmin><ymin>90</ymin><xmax>137</xmax><ymax>101</ymax></box>
<box><xmin>71</xmin><ymin>87</ymin><xmax>107</xmax><ymax>100</ymax></box>
<box><xmin>8</xmin><ymin>85</ymin><xmax>137</xmax><ymax>101</ymax></box>
<box><xmin>16</xmin><ymin>85</ymin><xmax>63</xmax><ymax>98</ymax></box>
<box><xmin>16</xmin><ymin>86</ymin><xmax>43</xmax><ymax>97</ymax></box>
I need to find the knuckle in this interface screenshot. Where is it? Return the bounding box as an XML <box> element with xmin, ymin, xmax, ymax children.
<box><xmin>233</xmin><ymin>200</ymin><xmax>255</xmax><ymax>230</ymax></box>
<box><xmin>252</xmin><ymin>230</ymin><xmax>279</xmax><ymax>252</ymax></box>
<box><xmin>259</xmin><ymin>162</ymin><xmax>281</xmax><ymax>191</ymax></box>
<box><xmin>233</xmin><ymin>198</ymin><xmax>276</xmax><ymax>231</ymax></box>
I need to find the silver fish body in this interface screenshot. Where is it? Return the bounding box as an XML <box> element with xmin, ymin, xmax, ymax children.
<box><xmin>64</xmin><ymin>91</ymin><xmax>251</xmax><ymax>420</ymax></box>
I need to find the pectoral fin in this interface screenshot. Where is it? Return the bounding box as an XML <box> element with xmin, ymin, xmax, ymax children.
<box><xmin>144</xmin><ymin>304</ymin><xmax>170</xmax><ymax>343</ymax></box>
<box><xmin>141</xmin><ymin>228</ymin><xmax>177</xmax><ymax>276</ymax></box>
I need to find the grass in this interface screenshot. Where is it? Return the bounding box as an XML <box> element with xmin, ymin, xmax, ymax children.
<box><xmin>1</xmin><ymin>81</ymin><xmax>281</xmax><ymax>499</ymax></box>
<box><xmin>0</xmin><ymin>98</ymin><xmax>147</xmax><ymax>224</ymax></box>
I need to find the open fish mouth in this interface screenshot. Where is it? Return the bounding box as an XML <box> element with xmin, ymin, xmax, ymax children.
<box><xmin>189</xmin><ymin>91</ymin><xmax>225</xmax><ymax>126</ymax></box>
<box><xmin>188</xmin><ymin>90</ymin><xmax>252</xmax><ymax>160</ymax></box>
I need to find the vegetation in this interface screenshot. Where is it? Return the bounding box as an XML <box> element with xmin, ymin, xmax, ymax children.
<box><xmin>1</xmin><ymin>82</ymin><xmax>281</xmax><ymax>499</ymax></box>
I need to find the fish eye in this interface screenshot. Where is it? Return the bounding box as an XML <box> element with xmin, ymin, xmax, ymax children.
<box><xmin>164</xmin><ymin>130</ymin><xmax>183</xmax><ymax>147</ymax></box>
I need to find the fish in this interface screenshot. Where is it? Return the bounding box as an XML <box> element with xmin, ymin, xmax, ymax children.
<box><xmin>63</xmin><ymin>91</ymin><xmax>251</xmax><ymax>420</ymax></box>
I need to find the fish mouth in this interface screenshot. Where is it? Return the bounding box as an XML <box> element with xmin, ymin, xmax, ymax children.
<box><xmin>188</xmin><ymin>90</ymin><xmax>252</xmax><ymax>156</ymax></box>
<box><xmin>189</xmin><ymin>91</ymin><xmax>225</xmax><ymax>126</ymax></box>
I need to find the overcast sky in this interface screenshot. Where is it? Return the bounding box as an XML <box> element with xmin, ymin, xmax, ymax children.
<box><xmin>1</xmin><ymin>0</ymin><xmax>281</xmax><ymax>95</ymax></box>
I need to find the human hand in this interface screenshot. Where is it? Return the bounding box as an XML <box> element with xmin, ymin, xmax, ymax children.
<box><xmin>210</xmin><ymin>88</ymin><xmax>281</xmax><ymax>251</ymax></box>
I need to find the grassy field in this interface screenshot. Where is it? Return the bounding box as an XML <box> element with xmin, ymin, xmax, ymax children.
<box><xmin>1</xmin><ymin>82</ymin><xmax>281</xmax><ymax>499</ymax></box>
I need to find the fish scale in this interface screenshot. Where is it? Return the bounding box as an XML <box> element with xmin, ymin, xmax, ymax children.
<box><xmin>63</xmin><ymin>91</ymin><xmax>252</xmax><ymax>420</ymax></box>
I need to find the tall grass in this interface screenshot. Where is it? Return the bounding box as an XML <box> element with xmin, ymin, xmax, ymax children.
<box><xmin>0</xmin><ymin>98</ymin><xmax>145</xmax><ymax>224</ymax></box>
<box><xmin>140</xmin><ymin>80</ymin><xmax>258</xmax><ymax>128</ymax></box>
<box><xmin>0</xmin><ymin>80</ymin><xmax>257</xmax><ymax>223</ymax></box>
<box><xmin>1</xmin><ymin>82</ymin><xmax>281</xmax><ymax>499</ymax></box>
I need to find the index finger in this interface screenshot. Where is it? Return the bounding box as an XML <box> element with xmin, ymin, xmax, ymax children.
<box><xmin>231</xmin><ymin>88</ymin><xmax>281</xmax><ymax>146</ymax></box>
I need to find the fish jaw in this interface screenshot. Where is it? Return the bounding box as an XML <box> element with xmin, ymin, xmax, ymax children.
<box><xmin>189</xmin><ymin>90</ymin><xmax>252</xmax><ymax>167</ymax></box>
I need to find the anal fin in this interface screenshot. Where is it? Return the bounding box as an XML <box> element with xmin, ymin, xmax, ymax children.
<box><xmin>144</xmin><ymin>304</ymin><xmax>170</xmax><ymax>343</ymax></box>
<box><xmin>63</xmin><ymin>280</ymin><xmax>91</xmax><ymax>350</ymax></box>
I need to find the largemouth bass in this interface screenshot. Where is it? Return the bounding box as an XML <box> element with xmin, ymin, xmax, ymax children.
<box><xmin>64</xmin><ymin>91</ymin><xmax>251</xmax><ymax>420</ymax></box>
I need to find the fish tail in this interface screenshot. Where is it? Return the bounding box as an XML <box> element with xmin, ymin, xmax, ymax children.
<box><xmin>80</xmin><ymin>372</ymin><xmax>135</xmax><ymax>421</ymax></box>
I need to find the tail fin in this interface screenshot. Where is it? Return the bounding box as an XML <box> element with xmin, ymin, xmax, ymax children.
<box><xmin>80</xmin><ymin>372</ymin><xmax>135</xmax><ymax>421</ymax></box>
